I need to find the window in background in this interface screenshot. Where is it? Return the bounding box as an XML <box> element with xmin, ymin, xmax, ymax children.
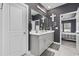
<box><xmin>64</xmin><ymin>23</ymin><xmax>71</xmax><ymax>32</ymax></box>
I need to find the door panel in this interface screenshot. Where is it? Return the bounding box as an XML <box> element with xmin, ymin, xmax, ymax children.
<box><xmin>9</xmin><ymin>5</ymin><xmax>23</xmax><ymax>32</ymax></box>
<box><xmin>3</xmin><ymin>3</ymin><xmax>28</xmax><ymax>56</ymax></box>
<box><xmin>0</xmin><ymin>7</ymin><xmax>2</xmax><ymax>56</ymax></box>
<box><xmin>9</xmin><ymin>4</ymin><xmax>27</xmax><ymax>56</ymax></box>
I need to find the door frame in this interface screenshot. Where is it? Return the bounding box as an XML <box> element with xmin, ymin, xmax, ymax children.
<box><xmin>21</xmin><ymin>3</ymin><xmax>29</xmax><ymax>54</ymax></box>
<box><xmin>60</xmin><ymin>11</ymin><xmax>77</xmax><ymax>45</ymax></box>
<box><xmin>20</xmin><ymin>3</ymin><xmax>29</xmax><ymax>54</ymax></box>
<box><xmin>60</xmin><ymin>14</ymin><xmax>62</xmax><ymax>45</ymax></box>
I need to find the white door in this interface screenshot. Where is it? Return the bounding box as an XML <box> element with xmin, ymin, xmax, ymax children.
<box><xmin>0</xmin><ymin>3</ymin><xmax>2</xmax><ymax>56</ymax></box>
<box><xmin>2</xmin><ymin>3</ymin><xmax>28</xmax><ymax>56</ymax></box>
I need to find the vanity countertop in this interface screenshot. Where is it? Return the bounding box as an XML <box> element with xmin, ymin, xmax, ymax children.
<box><xmin>30</xmin><ymin>30</ymin><xmax>54</xmax><ymax>35</ymax></box>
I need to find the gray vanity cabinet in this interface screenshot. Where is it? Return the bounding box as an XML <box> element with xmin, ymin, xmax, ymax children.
<box><xmin>39</xmin><ymin>36</ymin><xmax>46</xmax><ymax>55</ymax></box>
<box><xmin>30</xmin><ymin>35</ymin><xmax>39</xmax><ymax>55</ymax></box>
<box><xmin>30</xmin><ymin>31</ymin><xmax>54</xmax><ymax>56</ymax></box>
<box><xmin>30</xmin><ymin>35</ymin><xmax>46</xmax><ymax>56</ymax></box>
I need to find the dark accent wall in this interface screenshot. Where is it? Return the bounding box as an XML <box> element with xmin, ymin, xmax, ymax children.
<box><xmin>47</xmin><ymin>3</ymin><xmax>79</xmax><ymax>42</ymax></box>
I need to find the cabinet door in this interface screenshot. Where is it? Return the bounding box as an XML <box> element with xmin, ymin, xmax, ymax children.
<box><xmin>49</xmin><ymin>33</ymin><xmax>54</xmax><ymax>43</ymax></box>
<box><xmin>30</xmin><ymin>35</ymin><xmax>39</xmax><ymax>55</ymax></box>
<box><xmin>46</xmin><ymin>33</ymin><xmax>53</xmax><ymax>47</ymax></box>
<box><xmin>39</xmin><ymin>36</ymin><xmax>45</xmax><ymax>55</ymax></box>
<box><xmin>45</xmin><ymin>38</ymin><xmax>50</xmax><ymax>49</ymax></box>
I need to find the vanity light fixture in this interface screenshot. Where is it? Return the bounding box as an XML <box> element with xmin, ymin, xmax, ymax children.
<box><xmin>47</xmin><ymin>6</ymin><xmax>51</xmax><ymax>9</ymax></box>
<box><xmin>37</xmin><ymin>5</ymin><xmax>46</xmax><ymax>13</ymax></box>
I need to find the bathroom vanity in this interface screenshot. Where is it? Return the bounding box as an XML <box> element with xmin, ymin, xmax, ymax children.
<box><xmin>30</xmin><ymin>30</ymin><xmax>54</xmax><ymax>56</ymax></box>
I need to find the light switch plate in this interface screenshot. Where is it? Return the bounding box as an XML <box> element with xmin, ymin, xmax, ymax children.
<box><xmin>55</xmin><ymin>27</ymin><xmax>58</xmax><ymax>29</ymax></box>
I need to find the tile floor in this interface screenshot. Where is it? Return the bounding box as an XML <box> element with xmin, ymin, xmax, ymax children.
<box><xmin>55</xmin><ymin>45</ymin><xmax>79</xmax><ymax>56</ymax></box>
<box><xmin>62</xmin><ymin>40</ymin><xmax>76</xmax><ymax>48</ymax></box>
<box><xmin>25</xmin><ymin>40</ymin><xmax>79</xmax><ymax>56</ymax></box>
<box><xmin>55</xmin><ymin>40</ymin><xmax>79</xmax><ymax>56</ymax></box>
<box><xmin>41</xmin><ymin>43</ymin><xmax>60</xmax><ymax>56</ymax></box>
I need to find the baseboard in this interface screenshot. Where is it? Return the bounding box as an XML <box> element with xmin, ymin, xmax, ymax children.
<box><xmin>21</xmin><ymin>53</ymin><xmax>26</xmax><ymax>56</ymax></box>
<box><xmin>54</xmin><ymin>42</ymin><xmax>60</xmax><ymax>45</ymax></box>
<box><xmin>21</xmin><ymin>51</ymin><xmax>30</xmax><ymax>56</ymax></box>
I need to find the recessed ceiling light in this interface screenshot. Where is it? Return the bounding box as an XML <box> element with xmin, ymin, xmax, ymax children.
<box><xmin>48</xmin><ymin>6</ymin><xmax>51</xmax><ymax>9</ymax></box>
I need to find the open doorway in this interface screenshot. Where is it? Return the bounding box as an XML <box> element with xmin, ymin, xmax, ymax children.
<box><xmin>60</xmin><ymin>11</ymin><xmax>76</xmax><ymax>48</ymax></box>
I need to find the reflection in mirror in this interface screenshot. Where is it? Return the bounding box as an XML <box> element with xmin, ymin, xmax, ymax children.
<box><xmin>31</xmin><ymin>9</ymin><xmax>42</xmax><ymax>21</ymax></box>
<box><xmin>31</xmin><ymin>9</ymin><xmax>45</xmax><ymax>32</ymax></box>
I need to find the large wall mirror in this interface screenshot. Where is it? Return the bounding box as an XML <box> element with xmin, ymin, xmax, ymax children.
<box><xmin>31</xmin><ymin>9</ymin><xmax>46</xmax><ymax>32</ymax></box>
<box><xmin>31</xmin><ymin>9</ymin><xmax>42</xmax><ymax>21</ymax></box>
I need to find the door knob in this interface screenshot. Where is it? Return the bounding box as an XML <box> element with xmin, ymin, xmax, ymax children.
<box><xmin>24</xmin><ymin>32</ymin><xmax>26</xmax><ymax>34</ymax></box>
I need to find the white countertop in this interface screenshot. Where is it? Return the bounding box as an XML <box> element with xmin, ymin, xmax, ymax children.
<box><xmin>30</xmin><ymin>30</ymin><xmax>54</xmax><ymax>35</ymax></box>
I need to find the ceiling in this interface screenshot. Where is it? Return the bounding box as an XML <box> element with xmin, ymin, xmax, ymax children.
<box><xmin>31</xmin><ymin>3</ymin><xmax>66</xmax><ymax>15</ymax></box>
<box><xmin>31</xmin><ymin>9</ymin><xmax>39</xmax><ymax>15</ymax></box>
<box><xmin>41</xmin><ymin>3</ymin><xmax>66</xmax><ymax>10</ymax></box>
